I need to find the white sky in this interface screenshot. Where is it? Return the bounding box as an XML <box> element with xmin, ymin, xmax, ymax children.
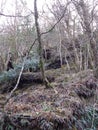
<box><xmin>0</xmin><ymin>0</ymin><xmax>97</xmax><ymax>26</ymax></box>
<box><xmin>0</xmin><ymin>0</ymin><xmax>51</xmax><ymax>25</ymax></box>
<box><xmin>0</xmin><ymin>0</ymin><xmax>50</xmax><ymax>14</ymax></box>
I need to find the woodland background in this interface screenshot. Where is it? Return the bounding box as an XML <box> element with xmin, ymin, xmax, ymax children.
<box><xmin>0</xmin><ymin>0</ymin><xmax>98</xmax><ymax>130</ymax></box>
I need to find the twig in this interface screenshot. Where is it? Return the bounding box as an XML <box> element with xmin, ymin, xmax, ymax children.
<box><xmin>0</xmin><ymin>12</ymin><xmax>32</xmax><ymax>18</ymax></box>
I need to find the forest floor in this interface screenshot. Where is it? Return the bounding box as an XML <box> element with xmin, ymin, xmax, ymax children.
<box><xmin>4</xmin><ymin>68</ymin><xmax>97</xmax><ymax>120</ymax></box>
<box><xmin>0</xmin><ymin>68</ymin><xmax>98</xmax><ymax>130</ymax></box>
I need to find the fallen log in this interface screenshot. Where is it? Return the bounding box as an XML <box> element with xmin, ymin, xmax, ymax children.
<box><xmin>0</xmin><ymin>72</ymin><xmax>55</xmax><ymax>93</ymax></box>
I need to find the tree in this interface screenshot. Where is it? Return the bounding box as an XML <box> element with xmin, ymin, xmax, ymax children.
<box><xmin>71</xmin><ymin>0</ymin><xmax>98</xmax><ymax>78</ymax></box>
<box><xmin>34</xmin><ymin>0</ymin><xmax>50</xmax><ymax>88</ymax></box>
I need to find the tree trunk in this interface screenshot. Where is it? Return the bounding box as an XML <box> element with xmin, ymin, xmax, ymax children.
<box><xmin>72</xmin><ymin>0</ymin><xmax>98</xmax><ymax>78</ymax></box>
<box><xmin>34</xmin><ymin>0</ymin><xmax>51</xmax><ymax>88</ymax></box>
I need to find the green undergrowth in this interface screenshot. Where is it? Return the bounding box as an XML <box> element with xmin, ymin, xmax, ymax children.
<box><xmin>0</xmin><ymin>58</ymin><xmax>39</xmax><ymax>84</ymax></box>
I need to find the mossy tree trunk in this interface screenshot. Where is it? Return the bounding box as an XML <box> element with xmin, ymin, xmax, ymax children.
<box><xmin>34</xmin><ymin>0</ymin><xmax>51</xmax><ymax>88</ymax></box>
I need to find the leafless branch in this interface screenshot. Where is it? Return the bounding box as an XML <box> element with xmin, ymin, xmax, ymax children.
<box><xmin>28</xmin><ymin>1</ymin><xmax>71</xmax><ymax>53</ymax></box>
<box><xmin>0</xmin><ymin>12</ymin><xmax>32</xmax><ymax>18</ymax></box>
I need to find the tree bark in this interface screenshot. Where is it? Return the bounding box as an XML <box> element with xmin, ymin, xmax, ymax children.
<box><xmin>34</xmin><ymin>0</ymin><xmax>51</xmax><ymax>88</ymax></box>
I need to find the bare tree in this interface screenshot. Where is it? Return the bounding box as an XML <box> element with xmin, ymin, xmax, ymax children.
<box><xmin>34</xmin><ymin>0</ymin><xmax>50</xmax><ymax>88</ymax></box>
<box><xmin>71</xmin><ymin>0</ymin><xmax>98</xmax><ymax>77</ymax></box>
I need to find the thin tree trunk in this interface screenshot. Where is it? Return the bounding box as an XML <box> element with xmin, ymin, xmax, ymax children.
<box><xmin>34</xmin><ymin>0</ymin><xmax>51</xmax><ymax>88</ymax></box>
<box><xmin>72</xmin><ymin>0</ymin><xmax>98</xmax><ymax>78</ymax></box>
<box><xmin>58</xmin><ymin>27</ymin><xmax>62</xmax><ymax>67</ymax></box>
